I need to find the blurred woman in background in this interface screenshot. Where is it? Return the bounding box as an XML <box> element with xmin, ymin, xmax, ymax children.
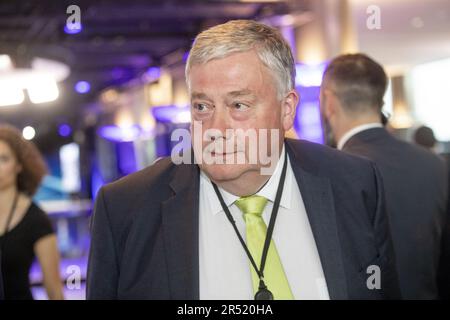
<box><xmin>0</xmin><ymin>124</ymin><xmax>63</xmax><ymax>300</ymax></box>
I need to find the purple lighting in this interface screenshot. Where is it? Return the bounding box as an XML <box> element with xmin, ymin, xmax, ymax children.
<box><xmin>293</xmin><ymin>63</ymin><xmax>327</xmax><ymax>144</ymax></box>
<box><xmin>58</xmin><ymin>124</ymin><xmax>72</xmax><ymax>137</ymax></box>
<box><xmin>182</xmin><ymin>51</ymin><xmax>189</xmax><ymax>63</ymax></box>
<box><xmin>152</xmin><ymin>105</ymin><xmax>191</xmax><ymax>123</ymax></box>
<box><xmin>142</xmin><ymin>66</ymin><xmax>161</xmax><ymax>83</ymax></box>
<box><xmin>294</xmin><ymin>101</ymin><xmax>324</xmax><ymax>144</ymax></box>
<box><xmin>111</xmin><ymin>67</ymin><xmax>126</xmax><ymax>80</ymax></box>
<box><xmin>295</xmin><ymin>62</ymin><xmax>328</xmax><ymax>87</ymax></box>
<box><xmin>64</xmin><ymin>22</ymin><xmax>82</xmax><ymax>34</ymax></box>
<box><xmin>146</xmin><ymin>67</ymin><xmax>161</xmax><ymax>79</ymax></box>
<box><xmin>75</xmin><ymin>81</ymin><xmax>90</xmax><ymax>94</ymax></box>
<box><xmin>98</xmin><ymin>125</ymin><xmax>141</xmax><ymax>142</ymax></box>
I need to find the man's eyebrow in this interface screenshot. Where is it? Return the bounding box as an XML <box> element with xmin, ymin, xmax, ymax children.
<box><xmin>191</xmin><ymin>92</ymin><xmax>212</xmax><ymax>101</ymax></box>
<box><xmin>226</xmin><ymin>89</ymin><xmax>255</xmax><ymax>98</ymax></box>
<box><xmin>190</xmin><ymin>90</ymin><xmax>256</xmax><ymax>101</ymax></box>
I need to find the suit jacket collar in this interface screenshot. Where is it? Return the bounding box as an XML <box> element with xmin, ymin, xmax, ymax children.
<box><xmin>285</xmin><ymin>139</ymin><xmax>348</xmax><ymax>299</ymax></box>
<box><xmin>162</xmin><ymin>139</ymin><xmax>349</xmax><ymax>299</ymax></box>
<box><xmin>337</xmin><ymin>123</ymin><xmax>383</xmax><ymax>150</ymax></box>
<box><xmin>162</xmin><ymin>163</ymin><xmax>200</xmax><ymax>299</ymax></box>
<box><xmin>344</xmin><ymin>127</ymin><xmax>391</xmax><ymax>150</ymax></box>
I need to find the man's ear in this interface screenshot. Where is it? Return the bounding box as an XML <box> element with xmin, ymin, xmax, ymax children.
<box><xmin>322</xmin><ymin>89</ymin><xmax>337</xmax><ymax>119</ymax></box>
<box><xmin>281</xmin><ymin>90</ymin><xmax>299</xmax><ymax>131</ymax></box>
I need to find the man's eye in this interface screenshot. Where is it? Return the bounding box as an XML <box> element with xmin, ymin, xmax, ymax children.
<box><xmin>194</xmin><ymin>103</ymin><xmax>209</xmax><ymax>112</ymax></box>
<box><xmin>233</xmin><ymin>103</ymin><xmax>249</xmax><ymax>111</ymax></box>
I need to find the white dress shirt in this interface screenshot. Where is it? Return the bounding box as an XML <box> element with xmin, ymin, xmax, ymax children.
<box><xmin>198</xmin><ymin>145</ymin><xmax>330</xmax><ymax>300</ymax></box>
<box><xmin>337</xmin><ymin>123</ymin><xmax>383</xmax><ymax>150</ymax></box>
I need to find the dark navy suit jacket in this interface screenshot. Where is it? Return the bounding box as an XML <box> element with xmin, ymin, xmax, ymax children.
<box><xmin>86</xmin><ymin>138</ymin><xmax>401</xmax><ymax>299</ymax></box>
<box><xmin>343</xmin><ymin>128</ymin><xmax>448</xmax><ymax>299</ymax></box>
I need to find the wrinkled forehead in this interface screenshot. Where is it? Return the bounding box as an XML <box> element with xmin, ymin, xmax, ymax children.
<box><xmin>187</xmin><ymin>51</ymin><xmax>276</xmax><ymax>98</ymax></box>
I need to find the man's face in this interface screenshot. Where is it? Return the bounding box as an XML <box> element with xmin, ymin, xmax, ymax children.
<box><xmin>188</xmin><ymin>50</ymin><xmax>294</xmax><ymax>184</ymax></box>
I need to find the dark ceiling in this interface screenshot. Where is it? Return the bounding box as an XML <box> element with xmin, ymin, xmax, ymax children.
<box><xmin>0</xmin><ymin>0</ymin><xmax>306</xmax><ymax>152</ymax></box>
<box><xmin>0</xmin><ymin>0</ymin><xmax>305</xmax><ymax>92</ymax></box>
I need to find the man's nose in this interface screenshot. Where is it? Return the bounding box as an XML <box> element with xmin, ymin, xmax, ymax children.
<box><xmin>207</xmin><ymin>106</ymin><xmax>230</xmax><ymax>141</ymax></box>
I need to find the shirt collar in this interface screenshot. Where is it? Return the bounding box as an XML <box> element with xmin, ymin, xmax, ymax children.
<box><xmin>337</xmin><ymin>123</ymin><xmax>383</xmax><ymax>150</ymax></box>
<box><xmin>201</xmin><ymin>144</ymin><xmax>292</xmax><ymax>216</ymax></box>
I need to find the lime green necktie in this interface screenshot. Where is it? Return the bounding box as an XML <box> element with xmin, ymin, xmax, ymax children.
<box><xmin>235</xmin><ymin>195</ymin><xmax>294</xmax><ymax>300</ymax></box>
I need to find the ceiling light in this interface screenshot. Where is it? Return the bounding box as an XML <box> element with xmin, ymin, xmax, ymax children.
<box><xmin>0</xmin><ymin>79</ymin><xmax>25</xmax><ymax>107</ymax></box>
<box><xmin>22</xmin><ymin>126</ymin><xmax>36</xmax><ymax>140</ymax></box>
<box><xmin>26</xmin><ymin>73</ymin><xmax>59</xmax><ymax>104</ymax></box>
<box><xmin>75</xmin><ymin>81</ymin><xmax>91</xmax><ymax>94</ymax></box>
<box><xmin>0</xmin><ymin>54</ymin><xmax>13</xmax><ymax>71</ymax></box>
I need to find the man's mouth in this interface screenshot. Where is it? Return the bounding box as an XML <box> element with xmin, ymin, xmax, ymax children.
<box><xmin>211</xmin><ymin>151</ymin><xmax>237</xmax><ymax>156</ymax></box>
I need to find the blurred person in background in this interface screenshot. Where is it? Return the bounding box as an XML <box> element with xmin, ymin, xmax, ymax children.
<box><xmin>413</xmin><ymin>125</ymin><xmax>450</xmax><ymax>299</ymax></box>
<box><xmin>0</xmin><ymin>124</ymin><xmax>63</xmax><ymax>300</ymax></box>
<box><xmin>414</xmin><ymin>125</ymin><xmax>437</xmax><ymax>152</ymax></box>
<box><xmin>320</xmin><ymin>53</ymin><xmax>449</xmax><ymax>299</ymax></box>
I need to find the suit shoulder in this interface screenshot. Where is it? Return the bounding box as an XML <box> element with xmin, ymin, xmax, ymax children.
<box><xmin>287</xmin><ymin>138</ymin><xmax>381</xmax><ymax>196</ymax></box>
<box><xmin>94</xmin><ymin>157</ymin><xmax>178</xmax><ymax>239</ymax></box>
<box><xmin>288</xmin><ymin>138</ymin><xmax>376</xmax><ymax>172</ymax></box>
<box><xmin>411</xmin><ymin>143</ymin><xmax>446</xmax><ymax>166</ymax></box>
<box><xmin>393</xmin><ymin>138</ymin><xmax>447</xmax><ymax>172</ymax></box>
<box><xmin>101</xmin><ymin>156</ymin><xmax>175</xmax><ymax>199</ymax></box>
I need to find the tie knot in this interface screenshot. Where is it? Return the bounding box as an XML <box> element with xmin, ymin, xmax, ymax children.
<box><xmin>235</xmin><ymin>195</ymin><xmax>268</xmax><ymax>218</ymax></box>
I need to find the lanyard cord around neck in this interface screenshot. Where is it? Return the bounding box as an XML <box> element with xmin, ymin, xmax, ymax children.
<box><xmin>212</xmin><ymin>150</ymin><xmax>288</xmax><ymax>294</ymax></box>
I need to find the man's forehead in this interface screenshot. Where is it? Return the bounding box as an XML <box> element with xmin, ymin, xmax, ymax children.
<box><xmin>190</xmin><ymin>88</ymin><xmax>258</xmax><ymax>100</ymax></box>
<box><xmin>188</xmin><ymin>51</ymin><xmax>267</xmax><ymax>80</ymax></box>
<box><xmin>187</xmin><ymin>52</ymin><xmax>275</xmax><ymax>100</ymax></box>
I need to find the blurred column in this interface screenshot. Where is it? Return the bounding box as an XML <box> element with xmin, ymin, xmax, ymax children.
<box><xmin>389</xmin><ymin>75</ymin><xmax>414</xmax><ymax>131</ymax></box>
<box><xmin>279</xmin><ymin>0</ymin><xmax>359</xmax><ymax>143</ymax></box>
<box><xmin>295</xmin><ymin>0</ymin><xmax>358</xmax><ymax>64</ymax></box>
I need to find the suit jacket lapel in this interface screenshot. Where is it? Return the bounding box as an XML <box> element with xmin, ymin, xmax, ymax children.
<box><xmin>161</xmin><ymin>163</ymin><xmax>200</xmax><ymax>299</ymax></box>
<box><xmin>286</xmin><ymin>140</ymin><xmax>349</xmax><ymax>299</ymax></box>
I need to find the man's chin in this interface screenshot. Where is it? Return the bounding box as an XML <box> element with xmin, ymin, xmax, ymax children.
<box><xmin>200</xmin><ymin>163</ymin><xmax>251</xmax><ymax>184</ymax></box>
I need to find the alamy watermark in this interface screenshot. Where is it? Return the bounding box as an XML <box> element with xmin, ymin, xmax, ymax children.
<box><xmin>66</xmin><ymin>5</ymin><xmax>82</xmax><ymax>32</ymax></box>
<box><xmin>66</xmin><ymin>264</ymin><xmax>81</xmax><ymax>290</ymax></box>
<box><xmin>366</xmin><ymin>5</ymin><xmax>381</xmax><ymax>30</ymax></box>
<box><xmin>366</xmin><ymin>264</ymin><xmax>381</xmax><ymax>290</ymax></box>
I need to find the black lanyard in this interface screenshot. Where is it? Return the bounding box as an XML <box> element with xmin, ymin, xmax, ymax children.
<box><xmin>212</xmin><ymin>150</ymin><xmax>288</xmax><ymax>300</ymax></box>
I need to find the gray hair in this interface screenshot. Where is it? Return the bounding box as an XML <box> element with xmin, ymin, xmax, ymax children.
<box><xmin>185</xmin><ymin>20</ymin><xmax>296</xmax><ymax>100</ymax></box>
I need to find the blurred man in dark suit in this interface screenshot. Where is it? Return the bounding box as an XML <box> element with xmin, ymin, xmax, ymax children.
<box><xmin>320</xmin><ymin>53</ymin><xmax>449</xmax><ymax>299</ymax></box>
<box><xmin>413</xmin><ymin>125</ymin><xmax>450</xmax><ymax>299</ymax></box>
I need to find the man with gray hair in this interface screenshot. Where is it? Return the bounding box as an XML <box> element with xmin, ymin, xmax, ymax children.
<box><xmin>320</xmin><ymin>53</ymin><xmax>449</xmax><ymax>299</ymax></box>
<box><xmin>87</xmin><ymin>20</ymin><xmax>400</xmax><ymax>300</ymax></box>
